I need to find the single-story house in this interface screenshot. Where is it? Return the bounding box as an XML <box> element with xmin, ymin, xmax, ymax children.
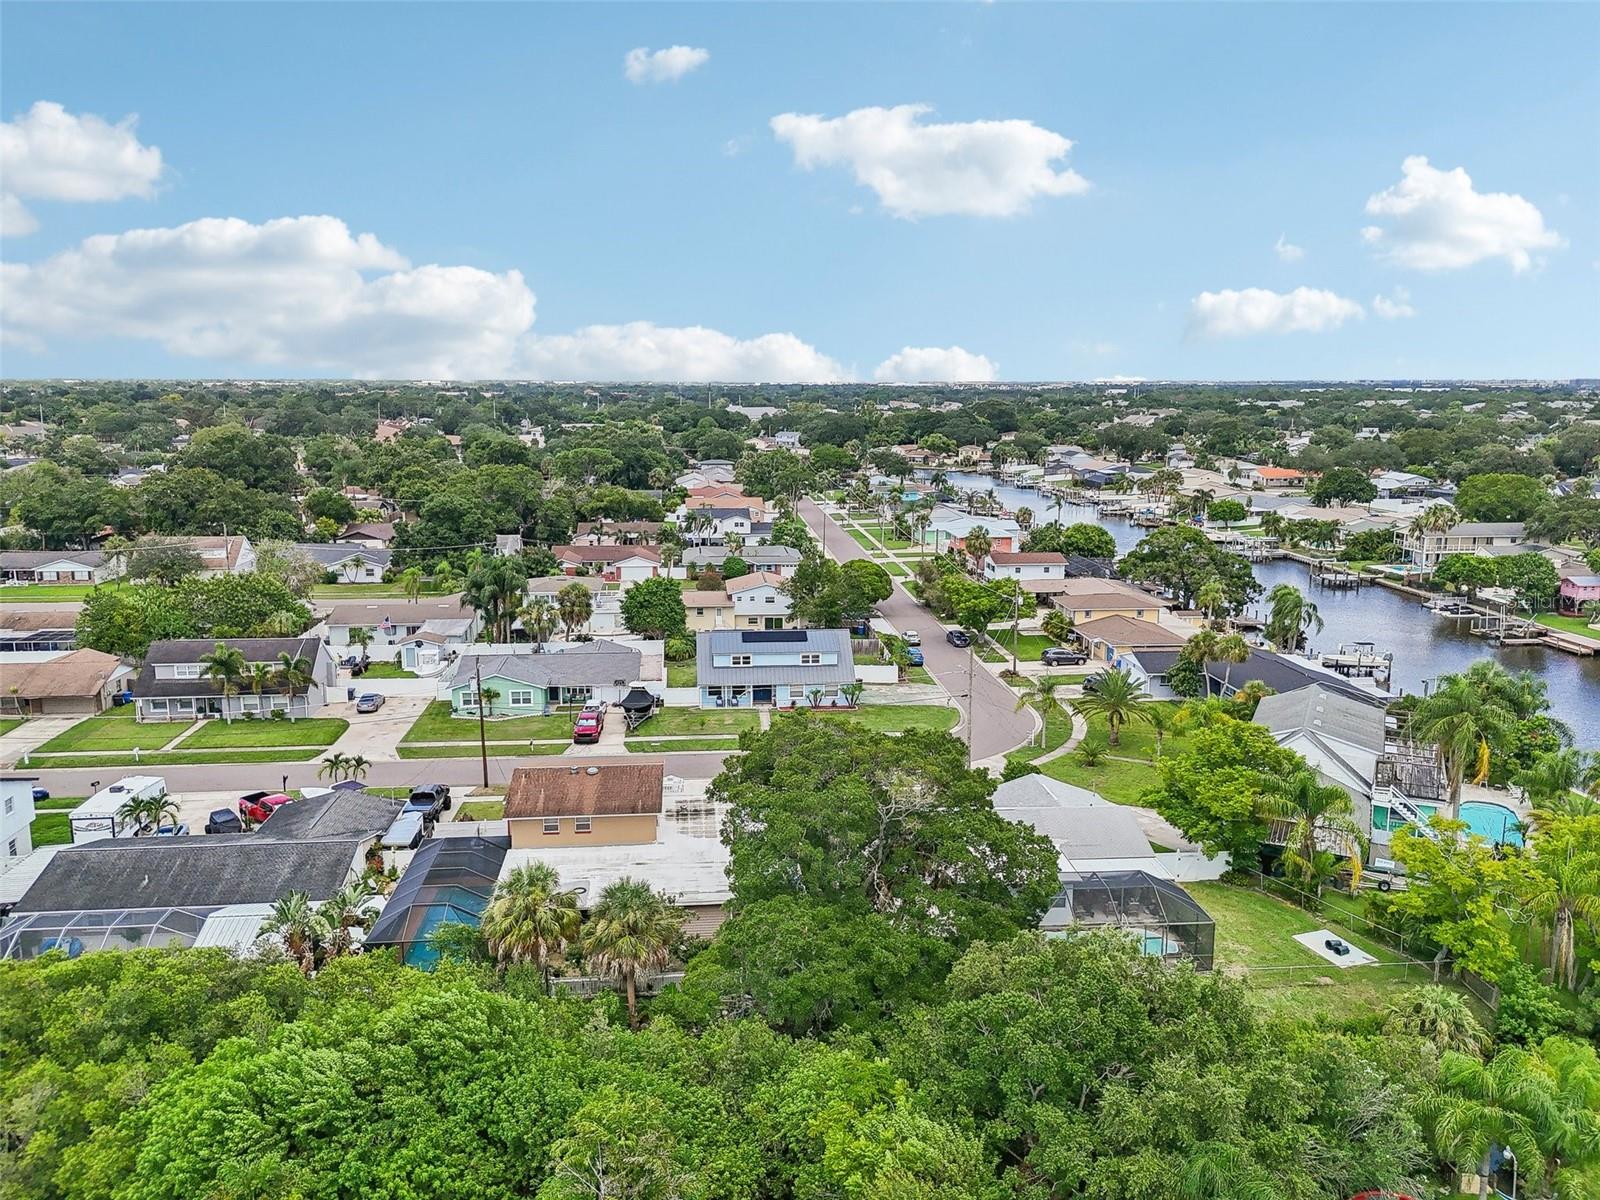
<box><xmin>683</xmin><ymin>544</ymin><xmax>801</xmax><ymax>577</ymax></box>
<box><xmin>0</xmin><ymin>650</ymin><xmax>132</xmax><ymax>716</ymax></box>
<box><xmin>296</xmin><ymin>543</ymin><xmax>392</xmax><ymax>584</ymax></box>
<box><xmin>133</xmin><ymin>636</ymin><xmax>338</xmax><ymax>721</ymax></box>
<box><xmin>553</xmin><ymin>544</ymin><xmax>661</xmax><ymax>583</ymax></box>
<box><xmin>697</xmin><ymin>628</ymin><xmax>853</xmax><ymax>708</ymax></box>
<box><xmin>0</xmin><ymin>611</ymin><xmax>80</xmax><ymax>653</ymax></box>
<box><xmin>993</xmin><ymin>774</ymin><xmax>1169</xmax><ymax>875</ymax></box>
<box><xmin>335</xmin><ymin>521</ymin><xmax>398</xmax><ymax>549</ymax></box>
<box><xmin>1073</xmin><ymin>616</ymin><xmax>1189</xmax><ymax>663</ymax></box>
<box><xmin>503</xmin><ymin>762</ymin><xmax>663</xmax><ymax>849</ymax></box>
<box><xmin>445</xmin><ymin>640</ymin><xmax>646</xmax><ymax>715</ymax></box>
<box><xmin>0</xmin><ymin>549</ymin><xmax>118</xmax><ymax>585</ymax></box>
<box><xmin>572</xmin><ymin>520</ymin><xmax>662</xmax><ymax>546</ymax></box>
<box><xmin>983</xmin><ymin>551</ymin><xmax>1068</xmax><ymax>583</ymax></box>
<box><xmin>320</xmin><ymin>597</ymin><xmax>481</xmax><ymax>671</ymax></box>
<box><xmin>726</xmin><ymin>572</ymin><xmax>793</xmax><ymax>629</ymax></box>
<box><xmin>683</xmin><ymin>589</ymin><xmax>736</xmax><ymax>631</ymax></box>
<box><xmin>1242</xmin><ymin>464</ymin><xmax>1309</xmax><ymax>489</ymax></box>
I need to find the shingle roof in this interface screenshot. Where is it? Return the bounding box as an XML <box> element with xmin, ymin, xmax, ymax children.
<box><xmin>504</xmin><ymin>763</ymin><xmax>664</xmax><ymax>818</ymax></box>
<box><xmin>683</xmin><ymin>545</ymin><xmax>800</xmax><ymax>565</ymax></box>
<box><xmin>1073</xmin><ymin>616</ymin><xmax>1187</xmax><ymax>647</ymax></box>
<box><xmin>554</xmin><ymin>544</ymin><xmax>661</xmax><ymax>563</ymax></box>
<box><xmin>319</xmin><ymin>597</ymin><xmax>473</xmax><ymax>627</ymax></box>
<box><xmin>725</xmin><ymin>571</ymin><xmax>786</xmax><ymax>593</ymax></box>
<box><xmin>682</xmin><ymin>590</ymin><xmax>733</xmax><ymax>607</ymax></box>
<box><xmin>989</xmin><ymin>551</ymin><xmax>1068</xmax><ymax>565</ymax></box>
<box><xmin>0</xmin><ymin>650</ymin><xmax>125</xmax><ymax>699</ymax></box>
<box><xmin>294</xmin><ymin>543</ymin><xmax>393</xmax><ymax>567</ymax></box>
<box><xmin>15</xmin><ymin>837</ymin><xmax>363</xmax><ymax>912</ymax></box>
<box><xmin>449</xmin><ymin>641</ymin><xmax>642</xmax><ymax>689</ymax></box>
<box><xmin>255</xmin><ymin>790</ymin><xmax>404</xmax><ymax>841</ymax></box>
<box><xmin>1254</xmin><ymin>684</ymin><xmax>1386</xmax><ymax>753</ymax></box>
<box><xmin>1444</xmin><ymin>522</ymin><xmax>1526</xmax><ymax>537</ymax></box>
<box><xmin>144</xmin><ymin>636</ymin><xmax>322</xmax><ymax>665</ymax></box>
<box><xmin>0</xmin><ymin>549</ymin><xmax>106</xmax><ymax>569</ymax></box>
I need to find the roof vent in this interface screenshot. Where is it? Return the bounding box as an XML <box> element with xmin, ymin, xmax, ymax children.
<box><xmin>586</xmin><ymin>766</ymin><xmax>599</xmax><ymax>776</ymax></box>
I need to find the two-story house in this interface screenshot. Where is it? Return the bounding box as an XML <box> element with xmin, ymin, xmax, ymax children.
<box><xmin>525</xmin><ymin>575</ymin><xmax>625</xmax><ymax>636</ymax></box>
<box><xmin>726</xmin><ymin>572</ymin><xmax>793</xmax><ymax>630</ymax></box>
<box><xmin>320</xmin><ymin>597</ymin><xmax>482</xmax><ymax>671</ymax></box>
<box><xmin>982</xmin><ymin>551</ymin><xmax>1068</xmax><ymax>583</ymax></box>
<box><xmin>0</xmin><ymin>777</ymin><xmax>37</xmax><ymax>863</ymax></box>
<box><xmin>682</xmin><ymin>589</ymin><xmax>735</xmax><ymax>631</ymax></box>
<box><xmin>553</xmin><ymin>544</ymin><xmax>661</xmax><ymax>583</ymax></box>
<box><xmin>919</xmin><ymin>506</ymin><xmax>1020</xmax><ymax>556</ymax></box>
<box><xmin>132</xmin><ymin>636</ymin><xmax>337</xmax><ymax>721</ymax></box>
<box><xmin>697</xmin><ymin>628</ymin><xmax>853</xmax><ymax>708</ymax></box>
<box><xmin>334</xmin><ymin>521</ymin><xmax>398</xmax><ymax>549</ymax></box>
<box><xmin>1403</xmin><ymin>522</ymin><xmax>1526</xmax><ymax>569</ymax></box>
<box><xmin>503</xmin><ymin>762</ymin><xmax>663</xmax><ymax>849</ymax></box>
<box><xmin>1558</xmin><ymin>572</ymin><xmax>1600</xmax><ymax>618</ymax></box>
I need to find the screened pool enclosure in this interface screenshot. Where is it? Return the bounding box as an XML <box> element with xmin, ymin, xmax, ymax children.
<box><xmin>364</xmin><ymin>835</ymin><xmax>509</xmax><ymax>968</ymax></box>
<box><xmin>1042</xmin><ymin>870</ymin><xmax>1215</xmax><ymax>971</ymax></box>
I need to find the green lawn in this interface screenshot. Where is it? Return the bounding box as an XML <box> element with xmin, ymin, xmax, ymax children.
<box><xmin>401</xmin><ymin>701</ymin><xmax>577</xmax><ymax>743</ymax></box>
<box><xmin>1006</xmin><ymin>700</ymin><xmax>1076</xmax><ymax>765</ymax></box>
<box><xmin>625</xmin><ymin>708</ymin><xmax>759</xmax><ymax>737</ymax></box>
<box><xmin>986</xmin><ymin>628</ymin><xmax>1060</xmax><ymax>662</ymax></box>
<box><xmin>36</xmin><ymin>710</ymin><xmax>187</xmax><ymax>752</ymax></box>
<box><xmin>396</xmin><ymin>743</ymin><xmax>567</xmax><ymax>759</ymax></box>
<box><xmin>360</xmin><ymin>662</ymin><xmax>417</xmax><ymax>679</ymax></box>
<box><xmin>847</xmin><ymin>530</ymin><xmax>879</xmax><ymax>552</ymax></box>
<box><xmin>905</xmin><ymin>665</ymin><xmax>935</xmax><ymax>685</ymax></box>
<box><xmin>310</xmin><ymin>584</ymin><xmax>456</xmax><ymax>598</ymax></box>
<box><xmin>30</xmin><ymin>812</ymin><xmax>71</xmax><ymax>846</ymax></box>
<box><xmin>0</xmin><ymin>583</ymin><xmax>101</xmax><ymax>601</ymax></box>
<box><xmin>819</xmin><ymin>704</ymin><xmax>959</xmax><ymax>734</ymax></box>
<box><xmin>454</xmin><ymin>800</ymin><xmax>505</xmax><ymax>821</ymax></box>
<box><xmin>33</xmin><ymin>797</ymin><xmax>85</xmax><ymax>810</ymax></box>
<box><xmin>1534</xmin><ymin>613</ymin><xmax>1599</xmax><ymax>638</ymax></box>
<box><xmin>1186</xmin><ymin>881</ymin><xmax>1462</xmax><ymax>1021</ymax></box>
<box><xmin>0</xmin><ymin>718</ymin><xmax>23</xmax><ymax>738</ymax></box>
<box><xmin>856</xmin><ymin>525</ymin><xmax>913</xmax><ymax>549</ymax></box>
<box><xmin>881</xmin><ymin>561</ymin><xmax>909</xmax><ymax>578</ymax></box>
<box><xmin>178</xmin><ymin>717</ymin><xmax>349</xmax><ymax>749</ymax></box>
<box><xmin>667</xmin><ymin>661</ymin><xmax>697</xmax><ymax>687</ymax></box>
<box><xmin>626</xmin><ymin>737</ymin><xmax>743</xmax><ymax>753</ymax></box>
<box><xmin>1077</xmin><ymin>704</ymin><xmax>1186</xmax><ymax>763</ymax></box>
<box><xmin>1029</xmin><ymin>704</ymin><xmax>1187</xmax><ymax>805</ymax></box>
<box><xmin>25</xmin><ymin>749</ymin><xmax>329</xmax><ymax>766</ymax></box>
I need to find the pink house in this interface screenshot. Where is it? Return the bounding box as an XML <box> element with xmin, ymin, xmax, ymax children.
<box><xmin>1557</xmin><ymin>574</ymin><xmax>1600</xmax><ymax>616</ymax></box>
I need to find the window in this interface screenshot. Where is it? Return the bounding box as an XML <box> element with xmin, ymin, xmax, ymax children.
<box><xmin>764</xmin><ymin>595</ymin><xmax>775</xmax><ymax>604</ymax></box>
<box><xmin>460</xmin><ymin>690</ymin><xmax>478</xmax><ymax>708</ymax></box>
<box><xmin>6</xmin><ymin>839</ymin><xmax>14</xmax><ymax>858</ymax></box>
<box><xmin>173</xmin><ymin>663</ymin><xmax>202</xmax><ymax>679</ymax></box>
<box><xmin>3</xmin><ymin>796</ymin><xmax>11</xmax><ymax>815</ymax></box>
<box><xmin>575</xmin><ymin>817</ymin><xmax>593</xmax><ymax>834</ymax></box>
<box><xmin>240</xmin><ymin>696</ymin><xmax>260</xmax><ymax>712</ymax></box>
<box><xmin>543</xmin><ymin>818</ymin><xmax>560</xmax><ymax>835</ymax></box>
<box><xmin>508</xmin><ymin>689</ymin><xmax>535</xmax><ymax>707</ymax></box>
<box><xmin>730</xmin><ymin>654</ymin><xmax>752</xmax><ymax>666</ymax></box>
<box><xmin>800</xmin><ymin>653</ymin><xmax>821</xmax><ymax>665</ymax></box>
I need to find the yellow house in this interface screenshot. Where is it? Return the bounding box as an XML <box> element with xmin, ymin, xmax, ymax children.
<box><xmin>682</xmin><ymin>589</ymin><xmax>735</xmax><ymax>631</ymax></box>
<box><xmin>503</xmin><ymin>763</ymin><xmax>663</xmax><ymax>850</ymax></box>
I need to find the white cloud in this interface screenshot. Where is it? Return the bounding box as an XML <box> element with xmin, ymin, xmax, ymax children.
<box><xmin>524</xmin><ymin>322</ymin><xmax>846</xmax><ymax>382</ymax></box>
<box><xmin>0</xmin><ymin>100</ymin><xmax>164</xmax><ymax>236</ymax></box>
<box><xmin>1372</xmin><ymin>286</ymin><xmax>1416</xmax><ymax>320</ymax></box>
<box><xmin>0</xmin><ymin>214</ymin><xmax>855</xmax><ymax>381</ymax></box>
<box><xmin>1273</xmin><ymin>233</ymin><xmax>1305</xmax><ymax>263</ymax></box>
<box><xmin>1188</xmin><ymin>287</ymin><xmax>1364</xmax><ymax>338</ymax></box>
<box><xmin>1362</xmin><ymin>155</ymin><xmax>1562</xmax><ymax>272</ymax></box>
<box><xmin>623</xmin><ymin>45</ymin><xmax>710</xmax><ymax>84</ymax></box>
<box><xmin>770</xmin><ymin>104</ymin><xmax>1088</xmax><ymax>218</ymax></box>
<box><xmin>874</xmin><ymin>345</ymin><xmax>997</xmax><ymax>382</ymax></box>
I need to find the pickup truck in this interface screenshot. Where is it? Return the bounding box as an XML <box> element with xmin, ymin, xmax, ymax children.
<box><xmin>403</xmin><ymin>784</ymin><xmax>451</xmax><ymax>822</ymax></box>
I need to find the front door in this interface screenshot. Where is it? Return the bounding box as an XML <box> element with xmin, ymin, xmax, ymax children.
<box><xmin>753</xmin><ymin>686</ymin><xmax>773</xmax><ymax>705</ymax></box>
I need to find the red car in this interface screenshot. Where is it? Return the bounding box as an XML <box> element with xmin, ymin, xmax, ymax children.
<box><xmin>572</xmin><ymin>708</ymin><xmax>605</xmax><ymax>744</ymax></box>
<box><xmin>238</xmin><ymin>791</ymin><xmax>293</xmax><ymax>824</ymax></box>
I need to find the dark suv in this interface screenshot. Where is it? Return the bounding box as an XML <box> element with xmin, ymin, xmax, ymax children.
<box><xmin>945</xmin><ymin>628</ymin><xmax>971</xmax><ymax>648</ymax></box>
<box><xmin>1041</xmin><ymin>647</ymin><xmax>1087</xmax><ymax>666</ymax></box>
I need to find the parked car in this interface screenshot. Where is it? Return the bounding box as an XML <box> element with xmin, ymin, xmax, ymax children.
<box><xmin>404</xmin><ymin>784</ymin><xmax>451</xmax><ymax>822</ymax></box>
<box><xmin>573</xmin><ymin>707</ymin><xmax>605</xmax><ymax>744</ymax></box>
<box><xmin>31</xmin><ymin>786</ymin><xmax>49</xmax><ymax>802</ymax></box>
<box><xmin>1082</xmin><ymin>672</ymin><xmax>1107</xmax><ymax>693</ymax></box>
<box><xmin>902</xmin><ymin>629</ymin><xmax>922</xmax><ymax>646</ymax></box>
<box><xmin>238</xmin><ymin>791</ymin><xmax>293</xmax><ymax>824</ymax></box>
<box><xmin>154</xmin><ymin>823</ymin><xmax>190</xmax><ymax>836</ymax></box>
<box><xmin>1041</xmin><ymin>647</ymin><xmax>1087</xmax><ymax>666</ymax></box>
<box><xmin>205</xmin><ymin>808</ymin><xmax>244</xmax><ymax>834</ymax></box>
<box><xmin>945</xmin><ymin>628</ymin><xmax>971</xmax><ymax>648</ymax></box>
<box><xmin>355</xmin><ymin>693</ymin><xmax>385</xmax><ymax>714</ymax></box>
<box><xmin>906</xmin><ymin>648</ymin><xmax>925</xmax><ymax>667</ymax></box>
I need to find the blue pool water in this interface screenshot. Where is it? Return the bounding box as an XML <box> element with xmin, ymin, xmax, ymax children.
<box><xmin>1460</xmin><ymin>801</ymin><xmax>1524</xmax><ymax>847</ymax></box>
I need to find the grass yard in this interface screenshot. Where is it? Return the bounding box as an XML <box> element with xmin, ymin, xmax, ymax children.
<box><xmin>1076</xmin><ymin>704</ymin><xmax>1186</xmax><ymax>762</ymax></box>
<box><xmin>310</xmin><ymin>584</ymin><xmax>454</xmax><ymax>598</ymax></box>
<box><xmin>904</xmin><ymin>665</ymin><xmax>935</xmax><ymax>685</ymax></box>
<box><xmin>846</xmin><ymin>530</ymin><xmax>879</xmax><ymax>552</ymax></box>
<box><xmin>666</xmin><ymin>661</ymin><xmax>697</xmax><ymax>687</ymax></box>
<box><xmin>36</xmin><ymin>710</ymin><xmax>187</xmax><ymax>752</ymax></box>
<box><xmin>881</xmin><ymin>561</ymin><xmax>910</xmax><ymax>578</ymax></box>
<box><xmin>453</xmin><ymin>800</ymin><xmax>505</xmax><ymax>821</ymax></box>
<box><xmin>360</xmin><ymin>662</ymin><xmax>417</xmax><ymax>679</ymax></box>
<box><xmin>396</xmin><ymin>743</ymin><xmax>566</xmax><ymax>759</ymax></box>
<box><xmin>819</xmin><ymin>704</ymin><xmax>959</xmax><ymax>734</ymax></box>
<box><xmin>1006</xmin><ymin>700</ymin><xmax>1076</xmax><ymax>765</ymax></box>
<box><xmin>975</xmin><ymin>641</ymin><xmax>1008</xmax><ymax>664</ymax></box>
<box><xmin>986</xmin><ymin>628</ymin><xmax>1060</xmax><ymax>662</ymax></box>
<box><xmin>178</xmin><ymin>717</ymin><xmax>349</xmax><ymax>749</ymax></box>
<box><xmin>1186</xmin><ymin>881</ymin><xmax>1460</xmax><ymax>1021</ymax></box>
<box><xmin>625</xmin><ymin>707</ymin><xmax>759</xmax><ymax>737</ymax></box>
<box><xmin>856</xmin><ymin>525</ymin><xmax>913</xmax><ymax>550</ymax></box>
<box><xmin>0</xmin><ymin>718</ymin><xmax>23</xmax><ymax>738</ymax></box>
<box><xmin>401</xmin><ymin>702</ymin><xmax>577</xmax><ymax>743</ymax></box>
<box><xmin>25</xmin><ymin>749</ymin><xmax>329</xmax><ymax>767</ymax></box>
<box><xmin>627</xmin><ymin>737</ymin><xmax>743</xmax><ymax>753</ymax></box>
<box><xmin>0</xmin><ymin>583</ymin><xmax>102</xmax><ymax>601</ymax></box>
<box><xmin>1535</xmin><ymin>613</ymin><xmax>1600</xmax><ymax>638</ymax></box>
<box><xmin>33</xmin><ymin>797</ymin><xmax>85</xmax><ymax>810</ymax></box>
<box><xmin>1037</xmin><ymin>754</ymin><xmax>1161</xmax><ymax>806</ymax></box>
<box><xmin>30</xmin><ymin>812</ymin><xmax>71</xmax><ymax>846</ymax></box>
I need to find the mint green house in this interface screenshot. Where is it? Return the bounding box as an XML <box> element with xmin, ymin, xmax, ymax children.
<box><xmin>443</xmin><ymin>642</ymin><xmax>644</xmax><ymax>716</ymax></box>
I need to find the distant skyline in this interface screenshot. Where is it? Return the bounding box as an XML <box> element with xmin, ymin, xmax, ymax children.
<box><xmin>1</xmin><ymin>2</ymin><xmax>1596</xmax><ymax>382</ymax></box>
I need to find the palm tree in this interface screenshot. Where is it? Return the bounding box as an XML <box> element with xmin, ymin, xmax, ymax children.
<box><xmin>246</xmin><ymin>661</ymin><xmax>276</xmax><ymax>707</ymax></box>
<box><xmin>1195</xmin><ymin>578</ymin><xmax>1230</xmax><ymax>630</ymax></box>
<box><xmin>556</xmin><ymin>582</ymin><xmax>593</xmax><ymax>640</ymax></box>
<box><xmin>274</xmin><ymin>653</ymin><xmax>315</xmax><ymax>719</ymax></box>
<box><xmin>1254</xmin><ymin>768</ymin><xmax>1368</xmax><ymax>893</ymax></box>
<box><xmin>479</xmin><ymin>863</ymin><xmax>582</xmax><ymax>993</ymax></box>
<box><xmin>1070</xmin><ymin>667</ymin><xmax>1151</xmax><ymax>748</ymax></box>
<box><xmin>117</xmin><ymin>790</ymin><xmax>179</xmax><ymax>835</ymax></box>
<box><xmin>1411</xmin><ymin>502</ymin><xmax>1459</xmax><ymax>535</ymax></box>
<box><xmin>199</xmin><ymin>641</ymin><xmax>247</xmax><ymax>722</ymax></box>
<box><xmin>1523</xmin><ymin>841</ymin><xmax>1600</xmax><ymax>991</ymax></box>
<box><xmin>345</xmin><ymin>753</ymin><xmax>370</xmax><ymax>782</ymax></box>
<box><xmin>1383</xmin><ymin>985</ymin><xmax>1488</xmax><ymax>1057</ymax></box>
<box><xmin>465</xmin><ymin>558</ymin><xmax>529</xmax><ymax>642</ymax></box>
<box><xmin>1015</xmin><ymin>506</ymin><xmax>1034</xmax><ymax>531</ymax></box>
<box><xmin>1213</xmin><ymin>633</ymin><xmax>1251</xmax><ymax>695</ymax></box>
<box><xmin>582</xmin><ymin>877</ymin><xmax>686</xmax><ymax>1029</ymax></box>
<box><xmin>1258</xmin><ymin>511</ymin><xmax>1285</xmax><ymax>541</ymax></box>
<box><xmin>431</xmin><ymin>559</ymin><xmax>459</xmax><ymax>595</ymax></box>
<box><xmin>840</xmin><ymin>681</ymin><xmax>865</xmax><ymax>707</ymax></box>
<box><xmin>262</xmin><ymin>891</ymin><xmax>323</xmax><ymax>975</ymax></box>
<box><xmin>1228</xmin><ymin>679</ymin><xmax>1274</xmax><ymax>718</ymax></box>
<box><xmin>1264</xmin><ymin>583</ymin><xmax>1322</xmax><ymax>654</ymax></box>
<box><xmin>399</xmin><ymin>565</ymin><xmax>426</xmax><ymax>603</ymax></box>
<box><xmin>1144</xmin><ymin>702</ymin><xmax>1178</xmax><ymax>761</ymax></box>
<box><xmin>963</xmin><ymin>526</ymin><xmax>992</xmax><ymax>574</ymax></box>
<box><xmin>1013</xmin><ymin>675</ymin><xmax>1068</xmax><ymax>750</ymax></box>
<box><xmin>319</xmin><ymin>752</ymin><xmax>351</xmax><ymax>782</ymax></box>
<box><xmin>349</xmin><ymin>626</ymin><xmax>373</xmax><ymax>665</ymax></box>
<box><xmin>519</xmin><ymin>597</ymin><xmax>559</xmax><ymax>650</ymax></box>
<box><xmin>1513</xmin><ymin>748</ymin><xmax>1588</xmax><ymax>814</ymax></box>
<box><xmin>477</xmin><ymin>684</ymin><xmax>501</xmax><ymax>718</ymax></box>
<box><xmin>1410</xmin><ymin>677</ymin><xmax>1518</xmax><ymax>820</ymax></box>
<box><xmin>316</xmin><ymin>880</ymin><xmax>375</xmax><ymax>960</ymax></box>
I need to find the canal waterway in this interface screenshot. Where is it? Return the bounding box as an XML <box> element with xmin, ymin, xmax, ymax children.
<box><xmin>928</xmin><ymin>470</ymin><xmax>1600</xmax><ymax>747</ymax></box>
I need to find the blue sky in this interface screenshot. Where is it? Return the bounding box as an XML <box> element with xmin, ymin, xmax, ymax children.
<box><xmin>2</xmin><ymin>2</ymin><xmax>1596</xmax><ymax>382</ymax></box>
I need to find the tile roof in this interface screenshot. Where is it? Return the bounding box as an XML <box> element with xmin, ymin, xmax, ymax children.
<box><xmin>503</xmin><ymin>762</ymin><xmax>664</xmax><ymax>818</ymax></box>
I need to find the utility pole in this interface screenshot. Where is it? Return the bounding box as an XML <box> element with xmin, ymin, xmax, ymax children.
<box><xmin>475</xmin><ymin>655</ymin><xmax>489</xmax><ymax>788</ymax></box>
<box><xmin>966</xmin><ymin>638</ymin><xmax>976</xmax><ymax>767</ymax></box>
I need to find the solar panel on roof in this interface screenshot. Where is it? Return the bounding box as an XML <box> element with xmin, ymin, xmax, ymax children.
<box><xmin>739</xmin><ymin>630</ymin><xmax>807</xmax><ymax>643</ymax></box>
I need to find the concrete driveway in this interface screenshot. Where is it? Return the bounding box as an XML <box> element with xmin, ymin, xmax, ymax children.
<box><xmin>798</xmin><ymin>500</ymin><xmax>1036</xmax><ymax>764</ymax></box>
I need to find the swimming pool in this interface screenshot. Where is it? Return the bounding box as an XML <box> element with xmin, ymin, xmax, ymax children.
<box><xmin>1460</xmin><ymin>801</ymin><xmax>1524</xmax><ymax>847</ymax></box>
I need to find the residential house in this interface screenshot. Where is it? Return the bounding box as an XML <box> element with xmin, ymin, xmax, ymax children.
<box><xmin>1370</xmin><ymin>469</ymin><xmax>1432</xmax><ymax>499</ymax></box>
<box><xmin>681</xmin><ymin>506</ymin><xmax>764</xmax><ymax>545</ymax></box>
<box><xmin>296</xmin><ymin>543</ymin><xmax>392</xmax><ymax>584</ymax></box>
<box><xmin>727</xmin><ymin>572</ymin><xmax>793</xmax><ymax>630</ymax></box>
<box><xmin>696</xmin><ymin>628</ymin><xmax>853</xmax><ymax>708</ymax></box>
<box><xmin>572</xmin><ymin>520</ymin><xmax>662</xmax><ymax>546</ymax></box>
<box><xmin>0</xmin><ymin>650</ymin><xmax>132</xmax><ymax>716</ymax></box>
<box><xmin>1072</xmin><ymin>616</ymin><xmax>1189</xmax><ymax>664</ymax></box>
<box><xmin>683</xmin><ymin>544</ymin><xmax>801</xmax><ymax>577</ymax></box>
<box><xmin>920</xmin><ymin>506</ymin><xmax>1020</xmax><ymax>555</ymax></box>
<box><xmin>1558</xmin><ymin>573</ymin><xmax>1600</xmax><ymax>617</ymax></box>
<box><xmin>1241</xmin><ymin>465</ymin><xmax>1309</xmax><ymax>489</ymax></box>
<box><xmin>0</xmin><ymin>549</ymin><xmax>118</xmax><ymax>585</ymax></box>
<box><xmin>133</xmin><ymin>636</ymin><xmax>337</xmax><ymax>721</ymax></box>
<box><xmin>169</xmin><ymin>536</ymin><xmax>256</xmax><ymax>577</ymax></box>
<box><xmin>1127</xmin><ymin>647</ymin><xmax>1387</xmax><ymax>705</ymax></box>
<box><xmin>321</xmin><ymin>596</ymin><xmax>481</xmax><ymax>671</ymax></box>
<box><xmin>682</xmin><ymin>589</ymin><xmax>735</xmax><ymax>631</ymax></box>
<box><xmin>1047</xmin><ymin>578</ymin><xmax>1173</xmax><ymax>623</ymax></box>
<box><xmin>0</xmin><ymin>612</ymin><xmax>79</xmax><ymax>653</ymax></box>
<box><xmin>444</xmin><ymin>640</ymin><xmax>648</xmax><ymax>716</ymax></box>
<box><xmin>774</xmin><ymin>431</ymin><xmax>803</xmax><ymax>450</ymax></box>
<box><xmin>553</xmin><ymin>544</ymin><xmax>661</xmax><ymax>583</ymax></box>
<box><xmin>993</xmin><ymin>774</ymin><xmax>1172</xmax><ymax>876</ymax></box>
<box><xmin>335</xmin><ymin>521</ymin><xmax>398</xmax><ymax>549</ymax></box>
<box><xmin>982</xmin><ymin>551</ymin><xmax>1068</xmax><ymax>583</ymax></box>
<box><xmin>524</xmin><ymin>575</ymin><xmax>625</xmax><ymax>637</ymax></box>
<box><xmin>503</xmin><ymin>762</ymin><xmax>663</xmax><ymax>849</ymax></box>
<box><xmin>1</xmin><ymin>777</ymin><xmax>37</xmax><ymax>863</ymax></box>
<box><xmin>494</xmin><ymin>534</ymin><xmax>524</xmax><ymax>557</ymax></box>
<box><xmin>1402</xmin><ymin>521</ymin><xmax>1526</xmax><ymax>569</ymax></box>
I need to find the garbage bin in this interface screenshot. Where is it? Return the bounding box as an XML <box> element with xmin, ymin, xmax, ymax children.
<box><xmin>347</xmin><ymin>686</ymin><xmax>357</xmax><ymax>701</ymax></box>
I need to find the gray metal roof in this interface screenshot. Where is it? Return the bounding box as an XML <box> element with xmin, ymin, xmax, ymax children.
<box><xmin>683</xmin><ymin>545</ymin><xmax>801</xmax><ymax>566</ymax></box>
<box><xmin>992</xmin><ymin>774</ymin><xmax>1106</xmax><ymax>811</ymax></box>
<box><xmin>1444</xmin><ymin>522</ymin><xmax>1525</xmax><ymax>537</ymax></box>
<box><xmin>696</xmin><ymin>628</ymin><xmax>855</xmax><ymax>687</ymax></box>
<box><xmin>14</xmin><ymin>837</ymin><xmax>364</xmax><ymax>912</ymax></box>
<box><xmin>449</xmin><ymin>640</ymin><xmax>642</xmax><ymax>689</ymax></box>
